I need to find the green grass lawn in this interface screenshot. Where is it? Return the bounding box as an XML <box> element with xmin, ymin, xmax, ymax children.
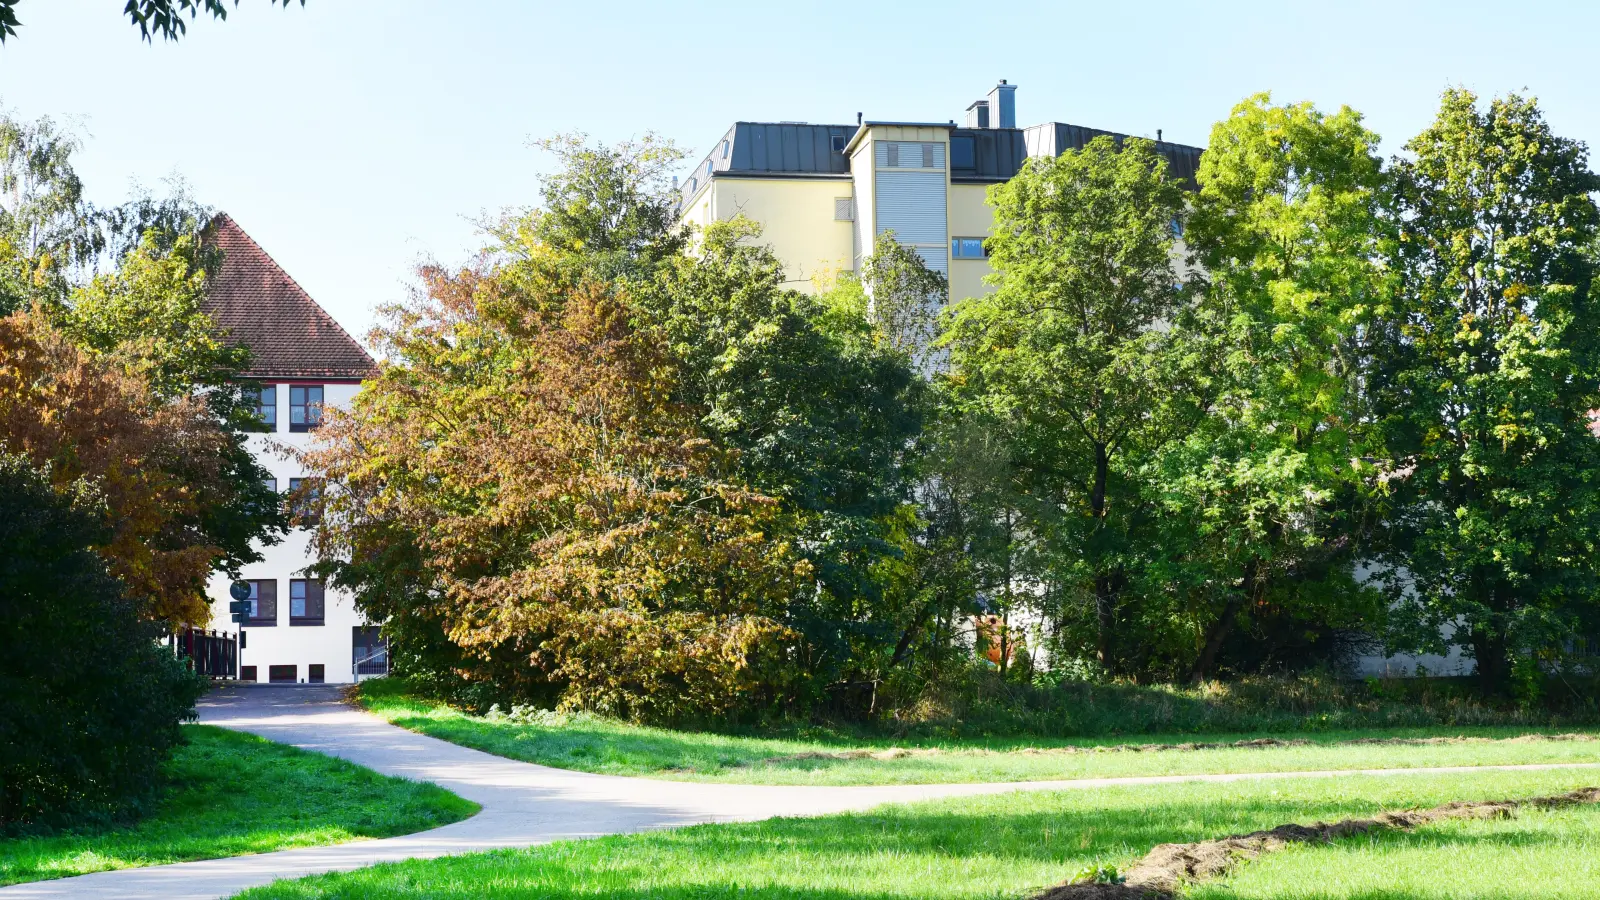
<box><xmin>358</xmin><ymin>681</ymin><xmax>1600</xmax><ymax>786</ymax></box>
<box><xmin>1193</xmin><ymin>797</ymin><xmax>1600</xmax><ymax>899</ymax></box>
<box><xmin>0</xmin><ymin>725</ymin><xmax>477</xmax><ymax>886</ymax></box>
<box><xmin>233</xmin><ymin>767</ymin><xmax>1600</xmax><ymax>899</ymax></box>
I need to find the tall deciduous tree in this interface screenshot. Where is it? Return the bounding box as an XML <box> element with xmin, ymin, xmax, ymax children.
<box><xmin>0</xmin><ymin>311</ymin><xmax>254</xmax><ymax>624</ymax></box>
<box><xmin>647</xmin><ymin>219</ymin><xmax>927</xmax><ymax>699</ymax></box>
<box><xmin>310</xmin><ymin>266</ymin><xmax>811</xmax><ymax>721</ymax></box>
<box><xmin>0</xmin><ymin>114</ymin><xmax>98</xmax><ymax>310</ymax></box>
<box><xmin>1163</xmin><ymin>95</ymin><xmax>1391</xmax><ymax>681</ymax></box>
<box><xmin>1373</xmin><ymin>90</ymin><xmax>1600</xmax><ymax>694</ymax></box>
<box><xmin>859</xmin><ymin>231</ymin><xmax>948</xmax><ymax>361</ymax></box>
<box><xmin>944</xmin><ymin>135</ymin><xmax>1189</xmax><ymax>674</ymax></box>
<box><xmin>59</xmin><ymin>233</ymin><xmax>283</xmax><ymax>573</ymax></box>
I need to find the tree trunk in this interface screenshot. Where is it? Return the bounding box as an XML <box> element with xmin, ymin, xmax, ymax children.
<box><xmin>1472</xmin><ymin>628</ymin><xmax>1510</xmax><ymax>698</ymax></box>
<box><xmin>1090</xmin><ymin>442</ymin><xmax>1116</xmax><ymax>673</ymax></box>
<box><xmin>1000</xmin><ymin>509</ymin><xmax>1014</xmax><ymax>676</ymax></box>
<box><xmin>1190</xmin><ymin>559</ymin><xmax>1257</xmax><ymax>683</ymax></box>
<box><xmin>888</xmin><ymin>599</ymin><xmax>939</xmax><ymax>669</ymax></box>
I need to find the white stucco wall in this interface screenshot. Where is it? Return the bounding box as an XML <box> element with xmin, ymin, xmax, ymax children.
<box><xmin>204</xmin><ymin>381</ymin><xmax>377</xmax><ymax>684</ymax></box>
<box><xmin>1349</xmin><ymin>562</ymin><xmax>1476</xmax><ymax>677</ymax></box>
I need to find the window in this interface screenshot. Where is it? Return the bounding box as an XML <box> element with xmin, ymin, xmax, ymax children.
<box><xmin>246</xmin><ymin>579</ymin><xmax>277</xmax><ymax>626</ymax></box>
<box><xmin>289</xmin><ymin>385</ymin><xmax>324</xmax><ymax>432</ymax></box>
<box><xmin>721</xmin><ymin>139</ymin><xmax>729</xmax><ymax>158</ymax></box>
<box><xmin>689</xmin><ymin>176</ymin><xmax>697</xmax><ymax>193</ymax></box>
<box><xmin>308</xmin><ymin>664</ymin><xmax>325</xmax><ymax>684</ymax></box>
<box><xmin>288</xmin><ymin>477</ymin><xmax>322</xmax><ymax>527</ymax></box>
<box><xmin>705</xmin><ymin>159</ymin><xmax>713</xmax><ymax>175</ymax></box>
<box><xmin>951</xmin><ymin>237</ymin><xmax>987</xmax><ymax>259</ymax></box>
<box><xmin>1170</xmin><ymin>215</ymin><xmax>1185</xmax><ymax>238</ymax></box>
<box><xmin>354</xmin><ymin>626</ymin><xmax>389</xmax><ymax>676</ymax></box>
<box><xmin>263</xmin><ymin>477</ymin><xmax>277</xmax><ymax>494</ymax></box>
<box><xmin>290</xmin><ymin>578</ymin><xmax>325</xmax><ymax>626</ymax></box>
<box><xmin>240</xmin><ymin>665</ymin><xmax>257</xmax><ymax>682</ymax></box>
<box><xmin>831</xmin><ymin>134</ymin><xmax>847</xmax><ymax>154</ymax></box>
<box><xmin>268</xmin><ymin>665</ymin><xmax>297</xmax><ymax>684</ymax></box>
<box><xmin>884</xmin><ymin>141</ymin><xmax>942</xmax><ymax>169</ymax></box>
<box><xmin>252</xmin><ymin>386</ymin><xmax>277</xmax><ymax>431</ymax></box>
<box><xmin>950</xmin><ymin>136</ymin><xmax>975</xmax><ymax>171</ymax></box>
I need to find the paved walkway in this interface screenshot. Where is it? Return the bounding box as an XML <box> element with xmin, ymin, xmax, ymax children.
<box><xmin>9</xmin><ymin>685</ymin><xmax>1600</xmax><ymax>900</ymax></box>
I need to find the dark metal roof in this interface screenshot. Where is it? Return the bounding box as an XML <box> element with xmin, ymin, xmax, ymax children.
<box><xmin>679</xmin><ymin>122</ymin><xmax>855</xmax><ymax>210</ymax></box>
<box><xmin>678</xmin><ymin>118</ymin><xmax>1206</xmax><ymax>211</ymax></box>
<box><xmin>949</xmin><ymin>127</ymin><xmax>1028</xmax><ymax>183</ymax></box>
<box><xmin>1025</xmin><ymin>123</ymin><xmax>1204</xmax><ymax>188</ymax></box>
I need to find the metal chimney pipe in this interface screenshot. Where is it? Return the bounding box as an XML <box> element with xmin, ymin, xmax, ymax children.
<box><xmin>987</xmin><ymin>80</ymin><xmax>1017</xmax><ymax>129</ymax></box>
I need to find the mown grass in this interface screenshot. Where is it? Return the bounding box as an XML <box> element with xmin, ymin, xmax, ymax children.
<box><xmin>0</xmin><ymin>725</ymin><xmax>477</xmax><ymax>886</ymax></box>
<box><xmin>1194</xmin><ymin>799</ymin><xmax>1600</xmax><ymax>899</ymax></box>
<box><xmin>358</xmin><ymin>680</ymin><xmax>1600</xmax><ymax>785</ymax></box>
<box><xmin>235</xmin><ymin>768</ymin><xmax>1600</xmax><ymax>899</ymax></box>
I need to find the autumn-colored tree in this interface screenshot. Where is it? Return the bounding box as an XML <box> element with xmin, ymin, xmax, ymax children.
<box><xmin>310</xmin><ymin>262</ymin><xmax>813</xmax><ymax>722</ymax></box>
<box><xmin>0</xmin><ymin>311</ymin><xmax>245</xmax><ymax>623</ymax></box>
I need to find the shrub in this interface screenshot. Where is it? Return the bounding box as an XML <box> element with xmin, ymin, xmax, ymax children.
<box><xmin>0</xmin><ymin>453</ymin><xmax>206</xmax><ymax>829</ymax></box>
<box><xmin>875</xmin><ymin>665</ymin><xmax>1596</xmax><ymax>739</ymax></box>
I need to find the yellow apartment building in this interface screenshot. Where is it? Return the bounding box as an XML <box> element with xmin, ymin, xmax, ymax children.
<box><xmin>675</xmin><ymin>81</ymin><xmax>1204</xmax><ymax>305</ymax></box>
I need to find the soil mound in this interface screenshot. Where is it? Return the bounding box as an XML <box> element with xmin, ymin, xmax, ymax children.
<box><xmin>750</xmin><ymin>732</ymin><xmax>1597</xmax><ymax>767</ymax></box>
<box><xmin>1034</xmin><ymin>787</ymin><xmax>1600</xmax><ymax>900</ymax></box>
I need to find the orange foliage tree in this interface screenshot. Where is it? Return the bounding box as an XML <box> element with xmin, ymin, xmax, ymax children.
<box><xmin>308</xmin><ymin>266</ymin><xmax>813</xmax><ymax>721</ymax></box>
<box><xmin>0</xmin><ymin>310</ymin><xmax>241</xmax><ymax>624</ymax></box>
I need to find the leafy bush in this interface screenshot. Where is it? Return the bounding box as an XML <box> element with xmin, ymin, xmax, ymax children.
<box><xmin>875</xmin><ymin>666</ymin><xmax>1598</xmax><ymax>739</ymax></box>
<box><xmin>0</xmin><ymin>453</ymin><xmax>206</xmax><ymax>829</ymax></box>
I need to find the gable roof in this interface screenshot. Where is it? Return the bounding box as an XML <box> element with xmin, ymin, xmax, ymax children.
<box><xmin>202</xmin><ymin>213</ymin><xmax>378</xmax><ymax>381</ymax></box>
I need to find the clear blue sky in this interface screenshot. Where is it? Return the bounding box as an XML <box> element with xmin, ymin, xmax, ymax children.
<box><xmin>1</xmin><ymin>0</ymin><xmax>1595</xmax><ymax>341</ymax></box>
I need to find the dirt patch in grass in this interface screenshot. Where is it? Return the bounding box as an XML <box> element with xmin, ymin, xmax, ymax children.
<box><xmin>748</xmin><ymin>732</ymin><xmax>1599</xmax><ymax>766</ymax></box>
<box><xmin>1034</xmin><ymin>786</ymin><xmax>1600</xmax><ymax>899</ymax></box>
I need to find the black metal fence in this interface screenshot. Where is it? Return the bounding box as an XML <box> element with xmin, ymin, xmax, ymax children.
<box><xmin>171</xmin><ymin>627</ymin><xmax>238</xmax><ymax>679</ymax></box>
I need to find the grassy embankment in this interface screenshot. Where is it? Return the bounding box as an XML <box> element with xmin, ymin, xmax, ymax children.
<box><xmin>0</xmin><ymin>725</ymin><xmax>476</xmax><ymax>886</ymax></box>
<box><xmin>235</xmin><ymin>767</ymin><xmax>1600</xmax><ymax>899</ymax></box>
<box><xmin>358</xmin><ymin>678</ymin><xmax>1600</xmax><ymax>786</ymax></box>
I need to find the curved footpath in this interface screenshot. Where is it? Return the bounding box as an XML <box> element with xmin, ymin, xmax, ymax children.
<box><xmin>8</xmin><ymin>686</ymin><xmax>1600</xmax><ymax>900</ymax></box>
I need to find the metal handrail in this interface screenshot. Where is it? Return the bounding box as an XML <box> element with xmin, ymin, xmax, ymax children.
<box><xmin>351</xmin><ymin>646</ymin><xmax>390</xmax><ymax>680</ymax></box>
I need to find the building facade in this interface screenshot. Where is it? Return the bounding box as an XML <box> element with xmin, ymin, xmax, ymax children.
<box><xmin>675</xmin><ymin>80</ymin><xmax>1203</xmax><ymax>304</ymax></box>
<box><xmin>200</xmin><ymin>214</ymin><xmax>385</xmax><ymax>685</ymax></box>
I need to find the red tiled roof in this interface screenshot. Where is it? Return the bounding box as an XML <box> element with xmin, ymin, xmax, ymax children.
<box><xmin>202</xmin><ymin>213</ymin><xmax>378</xmax><ymax>381</ymax></box>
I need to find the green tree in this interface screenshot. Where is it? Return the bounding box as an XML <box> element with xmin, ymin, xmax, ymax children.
<box><xmin>309</xmin><ymin>265</ymin><xmax>812</xmax><ymax>722</ymax></box>
<box><xmin>490</xmin><ymin>132</ymin><xmax>686</xmax><ymax>300</ymax></box>
<box><xmin>0</xmin><ymin>113</ymin><xmax>98</xmax><ymax>310</ymax></box>
<box><xmin>0</xmin><ymin>0</ymin><xmax>304</xmax><ymax>44</ymax></box>
<box><xmin>58</xmin><ymin>233</ymin><xmax>284</xmax><ymax>579</ymax></box>
<box><xmin>0</xmin><ymin>452</ymin><xmax>206</xmax><ymax>827</ymax></box>
<box><xmin>645</xmin><ymin>219</ymin><xmax>928</xmax><ymax>702</ymax></box>
<box><xmin>1372</xmin><ymin>90</ymin><xmax>1600</xmax><ymax>694</ymax></box>
<box><xmin>1161</xmin><ymin>94</ymin><xmax>1392</xmax><ymax>681</ymax></box>
<box><xmin>943</xmin><ymin>135</ymin><xmax>1189</xmax><ymax>674</ymax></box>
<box><xmin>859</xmin><ymin>231</ymin><xmax>947</xmax><ymax>360</ymax></box>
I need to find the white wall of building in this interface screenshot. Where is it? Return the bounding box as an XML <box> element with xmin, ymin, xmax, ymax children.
<box><xmin>204</xmin><ymin>381</ymin><xmax>376</xmax><ymax>684</ymax></box>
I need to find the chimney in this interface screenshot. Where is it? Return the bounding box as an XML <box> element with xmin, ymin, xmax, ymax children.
<box><xmin>988</xmin><ymin>79</ymin><xmax>1017</xmax><ymax>129</ymax></box>
<box><xmin>965</xmin><ymin>99</ymin><xmax>990</xmax><ymax>129</ymax></box>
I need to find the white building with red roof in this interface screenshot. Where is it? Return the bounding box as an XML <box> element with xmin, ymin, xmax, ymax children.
<box><xmin>201</xmin><ymin>213</ymin><xmax>386</xmax><ymax>684</ymax></box>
